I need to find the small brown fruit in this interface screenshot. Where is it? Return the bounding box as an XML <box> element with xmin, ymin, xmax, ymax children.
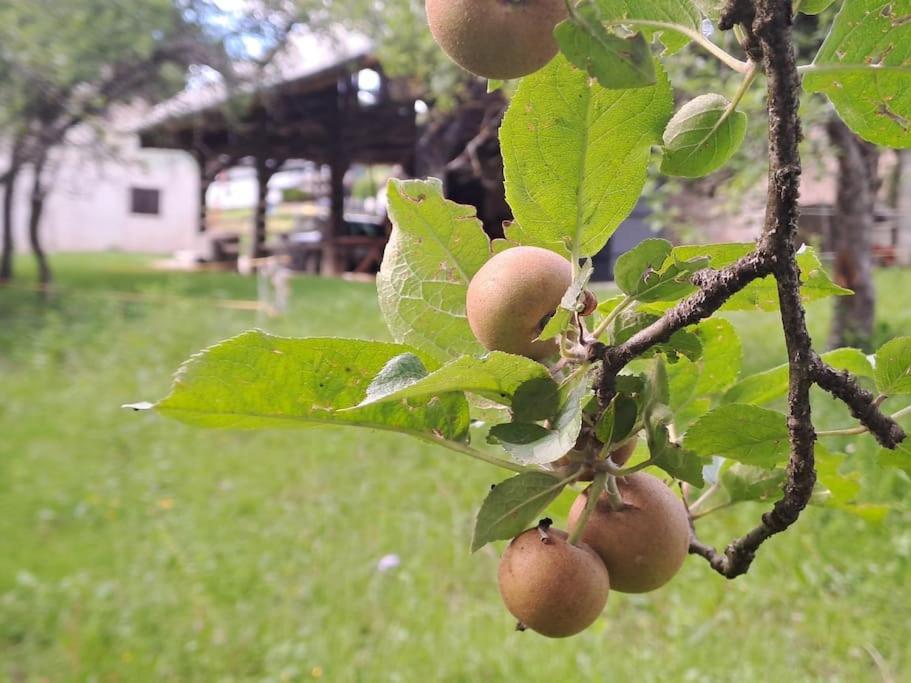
<box><xmin>567</xmin><ymin>473</ymin><xmax>691</xmax><ymax>593</ymax></box>
<box><xmin>498</xmin><ymin>527</ymin><xmax>610</xmax><ymax>637</ymax></box>
<box><xmin>425</xmin><ymin>0</ymin><xmax>568</xmax><ymax>80</ymax></box>
<box><xmin>466</xmin><ymin>246</ymin><xmax>572</xmax><ymax>360</ymax></box>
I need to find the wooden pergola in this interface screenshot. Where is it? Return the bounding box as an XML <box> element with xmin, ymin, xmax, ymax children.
<box><xmin>137</xmin><ymin>47</ymin><xmax>417</xmax><ymax>274</ymax></box>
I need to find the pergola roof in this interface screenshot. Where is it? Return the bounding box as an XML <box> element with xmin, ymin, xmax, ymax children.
<box><xmin>137</xmin><ymin>29</ymin><xmax>417</xmax><ymax>167</ymax></box>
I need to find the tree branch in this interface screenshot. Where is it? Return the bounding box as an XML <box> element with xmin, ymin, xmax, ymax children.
<box><xmin>685</xmin><ymin>0</ymin><xmax>816</xmax><ymax>578</ymax></box>
<box><xmin>811</xmin><ymin>357</ymin><xmax>906</xmax><ymax>448</ymax></box>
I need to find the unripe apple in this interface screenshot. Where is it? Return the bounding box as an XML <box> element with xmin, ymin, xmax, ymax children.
<box><xmin>466</xmin><ymin>246</ymin><xmax>572</xmax><ymax>360</ymax></box>
<box><xmin>567</xmin><ymin>473</ymin><xmax>691</xmax><ymax>593</ymax></box>
<box><xmin>425</xmin><ymin>0</ymin><xmax>568</xmax><ymax>80</ymax></box>
<box><xmin>498</xmin><ymin>526</ymin><xmax>610</xmax><ymax>637</ymax></box>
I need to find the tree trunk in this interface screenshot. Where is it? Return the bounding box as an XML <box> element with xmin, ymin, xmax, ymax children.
<box><xmin>0</xmin><ymin>166</ymin><xmax>19</xmax><ymax>283</ymax></box>
<box><xmin>28</xmin><ymin>153</ymin><xmax>52</xmax><ymax>288</ymax></box>
<box><xmin>252</xmin><ymin>156</ymin><xmax>272</xmax><ymax>260</ymax></box>
<box><xmin>826</xmin><ymin>117</ymin><xmax>879</xmax><ymax>350</ymax></box>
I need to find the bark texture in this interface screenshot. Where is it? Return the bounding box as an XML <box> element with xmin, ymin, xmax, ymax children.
<box><xmin>826</xmin><ymin>117</ymin><xmax>879</xmax><ymax>349</ymax></box>
<box><xmin>588</xmin><ymin>0</ymin><xmax>904</xmax><ymax>579</ymax></box>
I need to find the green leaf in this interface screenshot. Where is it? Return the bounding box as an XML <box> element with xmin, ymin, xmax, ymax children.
<box><xmin>378</xmin><ymin>178</ymin><xmax>489</xmax><ymax>362</ymax></box>
<box><xmin>800</xmin><ymin>0</ymin><xmax>835</xmax><ymax>14</ymax></box>
<box><xmin>684</xmin><ymin>404</ymin><xmax>789</xmax><ymax>468</ymax></box>
<box><xmin>137</xmin><ymin>331</ymin><xmax>470</xmax><ymax>442</ymax></box>
<box><xmin>613</xmin><ymin>238</ymin><xmax>712</xmax><ymax>304</ymax></box>
<box><xmin>875</xmin><ymin>337</ymin><xmax>911</xmax><ymax>395</ymax></box>
<box><xmin>555</xmin><ymin>6</ymin><xmax>656</xmax><ymax>90</ymax></box>
<box><xmin>660</xmin><ymin>93</ymin><xmax>748</xmax><ymax>178</ymax></box>
<box><xmin>804</xmin><ymin>0</ymin><xmax>911</xmax><ymax>148</ymax></box>
<box><xmin>471</xmin><ymin>472</ymin><xmax>567</xmax><ymax>552</ymax></box>
<box><xmin>611</xmin><ymin>310</ymin><xmax>703</xmax><ymax>362</ymax></box>
<box><xmin>725</xmin><ymin>347</ymin><xmax>872</xmax><ymax>405</ymax></box>
<box><xmin>693</xmin><ymin>319</ymin><xmax>742</xmax><ymax>396</ymax></box>
<box><xmin>822</xmin><ymin>347</ymin><xmax>875</xmax><ymax>379</ymax></box>
<box><xmin>357</xmin><ymin>351</ymin><xmax>554</xmax><ymax>409</ymax></box>
<box><xmin>667</xmin><ymin>357</ymin><xmax>700</xmax><ymax>412</ymax></box>
<box><xmin>363</xmin><ymin>353</ymin><xmax>429</xmax><ymax>403</ymax></box>
<box><xmin>814</xmin><ymin>445</ymin><xmax>861</xmax><ymax>504</ymax></box>
<box><xmin>487</xmin><ymin>79</ymin><xmax>505</xmax><ymax>93</ymax></box>
<box><xmin>511</xmin><ymin>377</ymin><xmax>562</xmax><ymax>422</ymax></box>
<box><xmin>501</xmin><ymin>55</ymin><xmax>672</xmax><ymax>257</ymax></box>
<box><xmin>595</xmin><ymin>394</ymin><xmax>640</xmax><ymax>445</ymax></box>
<box><xmin>488</xmin><ymin>371</ymin><xmax>592</xmax><ymax>465</ymax></box>
<box><xmin>614</xmin><ymin>238</ymin><xmax>672</xmax><ymax>295</ymax></box>
<box><xmin>538</xmin><ymin>259</ymin><xmax>594</xmax><ymax>341</ymax></box>
<box><xmin>668</xmin><ymin>244</ymin><xmax>850</xmax><ymax>310</ymax></box>
<box><xmin>645</xmin><ymin>404</ymin><xmax>706</xmax><ymax>486</ymax></box>
<box><xmin>880</xmin><ymin>439</ymin><xmax>911</xmax><ymax>475</ymax></box>
<box><xmin>719</xmin><ymin>462</ymin><xmax>786</xmax><ymax>504</ymax></box>
<box><xmin>593</xmin><ymin>0</ymin><xmax>703</xmax><ymax>54</ymax></box>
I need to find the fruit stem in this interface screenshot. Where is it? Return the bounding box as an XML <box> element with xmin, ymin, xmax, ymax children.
<box><xmin>687</xmin><ymin>482</ymin><xmax>721</xmax><ymax>517</ymax></box>
<box><xmin>816</xmin><ymin>403</ymin><xmax>911</xmax><ymax>438</ymax></box>
<box><xmin>567</xmin><ymin>471</ymin><xmax>608</xmax><ymax>546</ymax></box>
<box><xmin>604</xmin><ymin>474</ymin><xmax>625</xmax><ymax>511</ymax></box>
<box><xmin>601</xmin><ymin>17</ymin><xmax>752</xmax><ymax>73</ymax></box>
<box><xmin>591</xmin><ymin>295</ymin><xmax>635</xmax><ymax>340</ymax></box>
<box><xmin>412</xmin><ymin>433</ymin><xmax>535</xmax><ymax>474</ymax></box>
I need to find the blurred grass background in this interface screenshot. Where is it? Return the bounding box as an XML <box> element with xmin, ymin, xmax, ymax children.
<box><xmin>1</xmin><ymin>254</ymin><xmax>909</xmax><ymax>682</ymax></box>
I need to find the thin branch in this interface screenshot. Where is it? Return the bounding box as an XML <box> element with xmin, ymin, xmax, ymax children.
<box><xmin>817</xmin><ymin>404</ymin><xmax>911</xmax><ymax>439</ymax></box>
<box><xmin>811</xmin><ymin>357</ymin><xmax>906</xmax><ymax>448</ymax></box>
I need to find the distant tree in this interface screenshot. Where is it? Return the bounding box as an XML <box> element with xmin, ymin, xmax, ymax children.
<box><xmin>0</xmin><ymin>0</ymin><xmax>297</xmax><ymax>286</ymax></box>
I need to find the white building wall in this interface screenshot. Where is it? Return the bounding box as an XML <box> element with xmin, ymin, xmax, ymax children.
<box><xmin>4</xmin><ymin>129</ymin><xmax>199</xmax><ymax>255</ymax></box>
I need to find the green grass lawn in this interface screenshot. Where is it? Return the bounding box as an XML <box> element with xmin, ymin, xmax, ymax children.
<box><xmin>1</xmin><ymin>253</ymin><xmax>910</xmax><ymax>682</ymax></box>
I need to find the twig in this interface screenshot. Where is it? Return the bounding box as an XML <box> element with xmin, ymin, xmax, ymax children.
<box><xmin>816</xmin><ymin>404</ymin><xmax>911</xmax><ymax>440</ymax></box>
<box><xmin>811</xmin><ymin>357</ymin><xmax>905</xmax><ymax>448</ymax></box>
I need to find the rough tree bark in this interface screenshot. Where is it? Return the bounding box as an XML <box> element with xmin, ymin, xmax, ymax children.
<box><xmin>0</xmin><ymin>168</ymin><xmax>19</xmax><ymax>283</ymax></box>
<box><xmin>1</xmin><ymin>138</ymin><xmax>25</xmax><ymax>283</ymax></box>
<box><xmin>826</xmin><ymin>117</ymin><xmax>879</xmax><ymax>350</ymax></box>
<box><xmin>27</xmin><ymin>151</ymin><xmax>52</xmax><ymax>287</ymax></box>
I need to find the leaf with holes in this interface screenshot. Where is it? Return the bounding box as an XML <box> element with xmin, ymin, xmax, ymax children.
<box><xmin>593</xmin><ymin>0</ymin><xmax>703</xmax><ymax>54</ymax></box>
<box><xmin>804</xmin><ymin>0</ymin><xmax>911</xmax><ymax>148</ymax></box>
<box><xmin>378</xmin><ymin>178</ymin><xmax>490</xmax><ymax>362</ymax></box>
<box><xmin>555</xmin><ymin>4</ymin><xmax>656</xmax><ymax>90</ymax></box>
<box><xmin>660</xmin><ymin>93</ymin><xmax>748</xmax><ymax>178</ymax></box>
<box><xmin>471</xmin><ymin>472</ymin><xmax>568</xmax><ymax>552</ymax></box>
<box><xmin>501</xmin><ymin>55</ymin><xmax>672</xmax><ymax>257</ymax></box>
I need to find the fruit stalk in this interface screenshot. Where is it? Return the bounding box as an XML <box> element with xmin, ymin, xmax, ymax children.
<box><xmin>567</xmin><ymin>471</ymin><xmax>607</xmax><ymax>545</ymax></box>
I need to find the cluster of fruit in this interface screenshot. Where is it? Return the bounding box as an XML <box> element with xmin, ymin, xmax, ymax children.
<box><xmin>466</xmin><ymin>247</ymin><xmax>691</xmax><ymax>637</ymax></box>
<box><xmin>431</xmin><ymin>1</ymin><xmax>694</xmax><ymax>639</ymax></box>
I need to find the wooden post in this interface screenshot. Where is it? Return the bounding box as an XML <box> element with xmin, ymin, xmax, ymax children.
<box><xmin>323</xmin><ymin>156</ymin><xmax>348</xmax><ymax>275</ymax></box>
<box><xmin>195</xmin><ymin>153</ymin><xmax>210</xmax><ymax>234</ymax></box>
<box><xmin>253</xmin><ymin>156</ymin><xmax>273</xmax><ymax>259</ymax></box>
<box><xmin>322</xmin><ymin>74</ymin><xmax>354</xmax><ymax>276</ymax></box>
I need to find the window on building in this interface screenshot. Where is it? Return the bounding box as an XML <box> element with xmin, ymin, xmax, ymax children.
<box><xmin>131</xmin><ymin>187</ymin><xmax>161</xmax><ymax>216</ymax></box>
